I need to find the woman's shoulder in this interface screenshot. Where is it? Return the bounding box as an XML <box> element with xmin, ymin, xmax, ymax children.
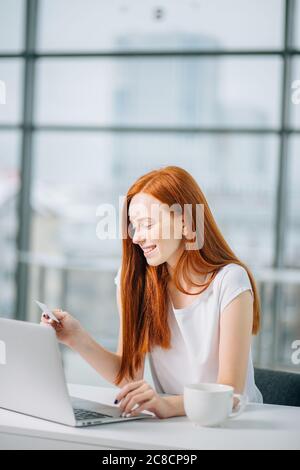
<box><xmin>216</xmin><ymin>263</ymin><xmax>250</xmax><ymax>283</ymax></box>
<box><xmin>216</xmin><ymin>263</ymin><xmax>251</xmax><ymax>289</ymax></box>
<box><xmin>214</xmin><ymin>263</ymin><xmax>253</xmax><ymax>312</ymax></box>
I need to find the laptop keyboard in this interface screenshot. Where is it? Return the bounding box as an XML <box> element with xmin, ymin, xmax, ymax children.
<box><xmin>74</xmin><ymin>408</ymin><xmax>112</xmax><ymax>421</ymax></box>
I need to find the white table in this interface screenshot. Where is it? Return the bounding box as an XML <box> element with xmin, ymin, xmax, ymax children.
<box><xmin>0</xmin><ymin>384</ymin><xmax>300</xmax><ymax>450</ymax></box>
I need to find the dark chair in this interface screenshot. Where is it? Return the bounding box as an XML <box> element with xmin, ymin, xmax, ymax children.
<box><xmin>254</xmin><ymin>368</ymin><xmax>300</xmax><ymax>407</ymax></box>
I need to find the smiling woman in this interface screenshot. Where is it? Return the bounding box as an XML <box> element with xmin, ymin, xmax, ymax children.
<box><xmin>112</xmin><ymin>165</ymin><xmax>263</xmax><ymax>418</ymax></box>
<box><xmin>39</xmin><ymin>165</ymin><xmax>263</xmax><ymax>420</ymax></box>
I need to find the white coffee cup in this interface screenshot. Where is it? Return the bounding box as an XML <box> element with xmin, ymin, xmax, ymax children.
<box><xmin>183</xmin><ymin>383</ymin><xmax>247</xmax><ymax>427</ymax></box>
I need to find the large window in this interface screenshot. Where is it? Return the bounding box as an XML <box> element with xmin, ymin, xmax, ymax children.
<box><xmin>0</xmin><ymin>0</ymin><xmax>299</xmax><ymax>383</ymax></box>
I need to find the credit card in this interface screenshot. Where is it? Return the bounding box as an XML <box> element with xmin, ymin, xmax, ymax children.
<box><xmin>35</xmin><ymin>300</ymin><xmax>60</xmax><ymax>323</ymax></box>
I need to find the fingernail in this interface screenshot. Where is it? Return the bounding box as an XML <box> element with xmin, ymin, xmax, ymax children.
<box><xmin>114</xmin><ymin>399</ymin><xmax>118</xmax><ymax>404</ymax></box>
<box><xmin>125</xmin><ymin>413</ymin><xmax>131</xmax><ymax>418</ymax></box>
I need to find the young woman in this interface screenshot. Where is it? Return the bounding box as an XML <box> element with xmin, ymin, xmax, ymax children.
<box><xmin>41</xmin><ymin>166</ymin><xmax>263</xmax><ymax>420</ymax></box>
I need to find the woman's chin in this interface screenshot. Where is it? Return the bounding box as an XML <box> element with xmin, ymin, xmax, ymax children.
<box><xmin>146</xmin><ymin>256</ymin><xmax>163</xmax><ymax>266</ymax></box>
<box><xmin>146</xmin><ymin>258</ymin><xmax>159</xmax><ymax>266</ymax></box>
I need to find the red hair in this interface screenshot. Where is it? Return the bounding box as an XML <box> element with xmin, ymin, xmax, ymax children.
<box><xmin>115</xmin><ymin>166</ymin><xmax>261</xmax><ymax>386</ymax></box>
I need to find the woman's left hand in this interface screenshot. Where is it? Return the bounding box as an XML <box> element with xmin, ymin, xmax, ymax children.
<box><xmin>114</xmin><ymin>380</ymin><xmax>173</xmax><ymax>419</ymax></box>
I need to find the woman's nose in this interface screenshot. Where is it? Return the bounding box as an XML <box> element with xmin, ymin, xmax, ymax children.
<box><xmin>132</xmin><ymin>228</ymin><xmax>145</xmax><ymax>244</ymax></box>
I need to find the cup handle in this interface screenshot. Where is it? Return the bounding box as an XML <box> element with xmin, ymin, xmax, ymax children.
<box><xmin>228</xmin><ymin>394</ymin><xmax>248</xmax><ymax>419</ymax></box>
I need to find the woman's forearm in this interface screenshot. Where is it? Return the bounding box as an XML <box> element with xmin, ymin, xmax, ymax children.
<box><xmin>69</xmin><ymin>329</ymin><xmax>127</xmax><ymax>388</ymax></box>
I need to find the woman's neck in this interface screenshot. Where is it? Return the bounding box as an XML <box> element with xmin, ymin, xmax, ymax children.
<box><xmin>167</xmin><ymin>266</ymin><xmax>208</xmax><ymax>295</ymax></box>
<box><xmin>166</xmin><ymin>247</ymin><xmax>209</xmax><ymax>294</ymax></box>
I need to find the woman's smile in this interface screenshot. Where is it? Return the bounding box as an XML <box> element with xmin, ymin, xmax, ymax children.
<box><xmin>140</xmin><ymin>244</ymin><xmax>158</xmax><ymax>257</ymax></box>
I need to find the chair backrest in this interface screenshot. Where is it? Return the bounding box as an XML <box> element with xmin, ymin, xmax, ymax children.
<box><xmin>254</xmin><ymin>368</ymin><xmax>300</xmax><ymax>407</ymax></box>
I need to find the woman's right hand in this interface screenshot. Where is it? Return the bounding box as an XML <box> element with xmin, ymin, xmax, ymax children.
<box><xmin>40</xmin><ymin>309</ymin><xmax>84</xmax><ymax>349</ymax></box>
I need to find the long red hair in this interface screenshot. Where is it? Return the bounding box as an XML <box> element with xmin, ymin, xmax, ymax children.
<box><xmin>115</xmin><ymin>166</ymin><xmax>261</xmax><ymax>386</ymax></box>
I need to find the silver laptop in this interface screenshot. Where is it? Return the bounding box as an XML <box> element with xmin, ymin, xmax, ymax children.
<box><xmin>0</xmin><ymin>318</ymin><xmax>153</xmax><ymax>427</ymax></box>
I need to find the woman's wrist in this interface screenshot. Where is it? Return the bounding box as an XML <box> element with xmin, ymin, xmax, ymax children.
<box><xmin>162</xmin><ymin>395</ymin><xmax>186</xmax><ymax>418</ymax></box>
<box><xmin>68</xmin><ymin>327</ymin><xmax>90</xmax><ymax>352</ymax></box>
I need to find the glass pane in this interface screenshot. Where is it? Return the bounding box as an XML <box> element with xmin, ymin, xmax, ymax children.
<box><xmin>35</xmin><ymin>57</ymin><xmax>281</xmax><ymax>128</ymax></box>
<box><xmin>252</xmin><ymin>283</ymin><xmax>300</xmax><ymax>373</ymax></box>
<box><xmin>285</xmin><ymin>137</ymin><xmax>300</xmax><ymax>267</ymax></box>
<box><xmin>31</xmin><ymin>132</ymin><xmax>121</xmax><ymax>259</ymax></box>
<box><xmin>291</xmin><ymin>58</ymin><xmax>300</xmax><ymax>128</ymax></box>
<box><xmin>0</xmin><ymin>0</ymin><xmax>25</xmax><ymax>52</ymax></box>
<box><xmin>0</xmin><ymin>131</ymin><xmax>20</xmax><ymax>318</ymax></box>
<box><xmin>37</xmin><ymin>0</ymin><xmax>284</xmax><ymax>51</ymax></box>
<box><xmin>276</xmin><ymin>285</ymin><xmax>300</xmax><ymax>371</ymax></box>
<box><xmin>0</xmin><ymin>60</ymin><xmax>23</xmax><ymax>124</ymax></box>
<box><xmin>294</xmin><ymin>0</ymin><xmax>300</xmax><ymax>48</ymax></box>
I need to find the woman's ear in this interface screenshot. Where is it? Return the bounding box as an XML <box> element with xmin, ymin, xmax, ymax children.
<box><xmin>182</xmin><ymin>217</ymin><xmax>196</xmax><ymax>243</ymax></box>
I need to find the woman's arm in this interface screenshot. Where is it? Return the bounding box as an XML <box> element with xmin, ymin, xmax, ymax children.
<box><xmin>217</xmin><ymin>290</ymin><xmax>253</xmax><ymax>392</ymax></box>
<box><xmin>159</xmin><ymin>290</ymin><xmax>253</xmax><ymax>418</ymax></box>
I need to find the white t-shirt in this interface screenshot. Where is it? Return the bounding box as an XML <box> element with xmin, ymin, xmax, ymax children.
<box><xmin>114</xmin><ymin>263</ymin><xmax>263</xmax><ymax>404</ymax></box>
